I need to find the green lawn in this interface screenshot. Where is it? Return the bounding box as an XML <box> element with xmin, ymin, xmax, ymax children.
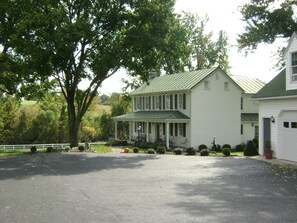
<box><xmin>0</xmin><ymin>148</ymin><xmax>47</xmax><ymax>157</ymax></box>
<box><xmin>91</xmin><ymin>144</ymin><xmax>113</xmax><ymax>153</ymax></box>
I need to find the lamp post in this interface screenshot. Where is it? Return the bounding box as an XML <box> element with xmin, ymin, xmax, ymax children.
<box><xmin>137</xmin><ymin>125</ymin><xmax>142</xmax><ymax>142</ymax></box>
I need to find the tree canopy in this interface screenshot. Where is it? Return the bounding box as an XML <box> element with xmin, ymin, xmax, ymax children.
<box><xmin>238</xmin><ymin>0</ymin><xmax>297</xmax><ymax>51</ymax></box>
<box><xmin>0</xmin><ymin>0</ymin><xmax>178</xmax><ymax>147</ymax></box>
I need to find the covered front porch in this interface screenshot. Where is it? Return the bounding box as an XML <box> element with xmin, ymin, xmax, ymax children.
<box><xmin>113</xmin><ymin>111</ymin><xmax>190</xmax><ymax>148</ymax></box>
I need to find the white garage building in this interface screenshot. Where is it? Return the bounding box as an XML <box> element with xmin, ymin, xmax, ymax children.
<box><xmin>253</xmin><ymin>32</ymin><xmax>297</xmax><ymax>162</ymax></box>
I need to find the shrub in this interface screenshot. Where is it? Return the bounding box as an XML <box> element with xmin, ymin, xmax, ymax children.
<box><xmin>222</xmin><ymin>144</ymin><xmax>231</xmax><ymax>149</ymax></box>
<box><xmin>198</xmin><ymin>144</ymin><xmax>208</xmax><ymax>152</ymax></box>
<box><xmin>78</xmin><ymin>145</ymin><xmax>85</xmax><ymax>152</ymax></box>
<box><xmin>200</xmin><ymin>149</ymin><xmax>209</xmax><ymax>156</ymax></box>
<box><xmin>47</xmin><ymin>147</ymin><xmax>54</xmax><ymax>153</ymax></box>
<box><xmin>133</xmin><ymin>147</ymin><xmax>139</xmax><ymax>153</ymax></box>
<box><xmin>212</xmin><ymin>144</ymin><xmax>221</xmax><ymax>152</ymax></box>
<box><xmin>147</xmin><ymin>148</ymin><xmax>155</xmax><ymax>154</ymax></box>
<box><xmin>30</xmin><ymin>146</ymin><xmax>37</xmax><ymax>153</ymax></box>
<box><xmin>235</xmin><ymin>144</ymin><xmax>245</xmax><ymax>152</ymax></box>
<box><xmin>111</xmin><ymin>140</ymin><xmax>128</xmax><ymax>146</ymax></box>
<box><xmin>222</xmin><ymin>148</ymin><xmax>231</xmax><ymax>156</ymax></box>
<box><xmin>134</xmin><ymin>142</ymin><xmax>158</xmax><ymax>149</ymax></box>
<box><xmin>173</xmin><ymin>148</ymin><xmax>183</xmax><ymax>155</ymax></box>
<box><xmin>252</xmin><ymin>138</ymin><xmax>259</xmax><ymax>149</ymax></box>
<box><xmin>186</xmin><ymin>147</ymin><xmax>196</xmax><ymax>155</ymax></box>
<box><xmin>156</xmin><ymin>147</ymin><xmax>166</xmax><ymax>154</ymax></box>
<box><xmin>244</xmin><ymin>140</ymin><xmax>259</xmax><ymax>156</ymax></box>
<box><xmin>64</xmin><ymin>147</ymin><xmax>70</xmax><ymax>152</ymax></box>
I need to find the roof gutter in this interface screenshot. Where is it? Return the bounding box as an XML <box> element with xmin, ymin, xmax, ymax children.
<box><xmin>252</xmin><ymin>95</ymin><xmax>297</xmax><ymax>101</ymax></box>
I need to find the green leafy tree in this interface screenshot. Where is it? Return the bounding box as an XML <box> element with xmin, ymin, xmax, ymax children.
<box><xmin>0</xmin><ymin>0</ymin><xmax>178</xmax><ymax>147</ymax></box>
<box><xmin>0</xmin><ymin>93</ymin><xmax>20</xmax><ymax>144</ymax></box>
<box><xmin>238</xmin><ymin>0</ymin><xmax>297</xmax><ymax>51</ymax></box>
<box><xmin>180</xmin><ymin>12</ymin><xmax>230</xmax><ymax>72</ymax></box>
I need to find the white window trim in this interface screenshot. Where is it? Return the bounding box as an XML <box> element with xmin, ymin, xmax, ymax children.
<box><xmin>291</xmin><ymin>52</ymin><xmax>297</xmax><ymax>82</ymax></box>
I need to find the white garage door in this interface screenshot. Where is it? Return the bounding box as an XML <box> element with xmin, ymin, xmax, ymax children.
<box><xmin>279</xmin><ymin>111</ymin><xmax>297</xmax><ymax>162</ymax></box>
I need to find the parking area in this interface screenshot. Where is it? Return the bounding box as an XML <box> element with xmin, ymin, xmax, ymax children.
<box><xmin>0</xmin><ymin>153</ymin><xmax>297</xmax><ymax>223</ymax></box>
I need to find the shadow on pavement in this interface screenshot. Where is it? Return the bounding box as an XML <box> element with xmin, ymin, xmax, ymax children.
<box><xmin>0</xmin><ymin>153</ymin><xmax>158</xmax><ymax>180</ymax></box>
<box><xmin>168</xmin><ymin>158</ymin><xmax>297</xmax><ymax>223</ymax></box>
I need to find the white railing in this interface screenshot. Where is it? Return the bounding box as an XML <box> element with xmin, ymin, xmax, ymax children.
<box><xmin>0</xmin><ymin>142</ymin><xmax>105</xmax><ymax>150</ymax></box>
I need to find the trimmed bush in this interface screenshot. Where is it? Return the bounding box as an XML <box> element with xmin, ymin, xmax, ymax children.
<box><xmin>147</xmin><ymin>148</ymin><xmax>155</xmax><ymax>154</ymax></box>
<box><xmin>134</xmin><ymin>142</ymin><xmax>158</xmax><ymax>149</ymax></box>
<box><xmin>47</xmin><ymin>147</ymin><xmax>54</xmax><ymax>153</ymax></box>
<box><xmin>186</xmin><ymin>147</ymin><xmax>196</xmax><ymax>155</ymax></box>
<box><xmin>211</xmin><ymin>144</ymin><xmax>221</xmax><ymax>152</ymax></box>
<box><xmin>78</xmin><ymin>145</ymin><xmax>85</xmax><ymax>152</ymax></box>
<box><xmin>30</xmin><ymin>146</ymin><xmax>37</xmax><ymax>153</ymax></box>
<box><xmin>156</xmin><ymin>147</ymin><xmax>166</xmax><ymax>154</ymax></box>
<box><xmin>173</xmin><ymin>148</ymin><xmax>183</xmax><ymax>155</ymax></box>
<box><xmin>235</xmin><ymin>144</ymin><xmax>245</xmax><ymax>152</ymax></box>
<box><xmin>198</xmin><ymin>144</ymin><xmax>208</xmax><ymax>152</ymax></box>
<box><xmin>244</xmin><ymin>140</ymin><xmax>259</xmax><ymax>156</ymax></box>
<box><xmin>222</xmin><ymin>144</ymin><xmax>231</xmax><ymax>149</ymax></box>
<box><xmin>133</xmin><ymin>147</ymin><xmax>139</xmax><ymax>153</ymax></box>
<box><xmin>200</xmin><ymin>149</ymin><xmax>209</xmax><ymax>156</ymax></box>
<box><xmin>222</xmin><ymin>148</ymin><xmax>231</xmax><ymax>156</ymax></box>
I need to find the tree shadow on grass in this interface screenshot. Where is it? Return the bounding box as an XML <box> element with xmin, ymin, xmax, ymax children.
<box><xmin>167</xmin><ymin>158</ymin><xmax>297</xmax><ymax>223</ymax></box>
<box><xmin>0</xmin><ymin>152</ymin><xmax>158</xmax><ymax>180</ymax></box>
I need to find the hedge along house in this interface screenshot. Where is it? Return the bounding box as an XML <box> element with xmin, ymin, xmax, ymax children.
<box><xmin>231</xmin><ymin>76</ymin><xmax>265</xmax><ymax>143</ymax></box>
<box><xmin>253</xmin><ymin>32</ymin><xmax>297</xmax><ymax>162</ymax></box>
<box><xmin>113</xmin><ymin>67</ymin><xmax>244</xmax><ymax>149</ymax></box>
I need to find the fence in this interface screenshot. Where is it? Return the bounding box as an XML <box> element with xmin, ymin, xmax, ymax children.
<box><xmin>0</xmin><ymin>142</ymin><xmax>104</xmax><ymax>150</ymax></box>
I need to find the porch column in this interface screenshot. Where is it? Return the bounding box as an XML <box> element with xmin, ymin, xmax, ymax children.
<box><xmin>166</xmin><ymin>122</ymin><xmax>170</xmax><ymax>149</ymax></box>
<box><xmin>114</xmin><ymin>121</ymin><xmax>118</xmax><ymax>140</ymax></box>
<box><xmin>129</xmin><ymin>121</ymin><xmax>132</xmax><ymax>141</ymax></box>
<box><xmin>146</xmin><ymin>122</ymin><xmax>149</xmax><ymax>142</ymax></box>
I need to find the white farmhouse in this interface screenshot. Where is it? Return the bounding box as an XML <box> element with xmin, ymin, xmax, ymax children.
<box><xmin>232</xmin><ymin>76</ymin><xmax>265</xmax><ymax>144</ymax></box>
<box><xmin>113</xmin><ymin>67</ymin><xmax>263</xmax><ymax>149</ymax></box>
<box><xmin>253</xmin><ymin>32</ymin><xmax>297</xmax><ymax>162</ymax></box>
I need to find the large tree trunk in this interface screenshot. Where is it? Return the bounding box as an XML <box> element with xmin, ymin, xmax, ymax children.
<box><xmin>67</xmin><ymin>93</ymin><xmax>81</xmax><ymax>148</ymax></box>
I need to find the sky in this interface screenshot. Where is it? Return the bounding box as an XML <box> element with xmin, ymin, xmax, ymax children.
<box><xmin>99</xmin><ymin>0</ymin><xmax>287</xmax><ymax>95</ymax></box>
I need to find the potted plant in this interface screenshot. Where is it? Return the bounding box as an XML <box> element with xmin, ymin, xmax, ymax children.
<box><xmin>264</xmin><ymin>140</ymin><xmax>273</xmax><ymax>159</ymax></box>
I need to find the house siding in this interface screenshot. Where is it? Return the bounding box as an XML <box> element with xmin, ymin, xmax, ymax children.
<box><xmin>285</xmin><ymin>35</ymin><xmax>297</xmax><ymax>90</ymax></box>
<box><xmin>190</xmin><ymin>69</ymin><xmax>241</xmax><ymax>148</ymax></box>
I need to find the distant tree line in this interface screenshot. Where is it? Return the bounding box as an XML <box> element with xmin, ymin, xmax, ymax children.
<box><xmin>0</xmin><ymin>92</ymin><xmax>129</xmax><ymax>145</ymax></box>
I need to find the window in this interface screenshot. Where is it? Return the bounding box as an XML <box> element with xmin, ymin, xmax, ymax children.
<box><xmin>149</xmin><ymin>122</ymin><xmax>151</xmax><ymax>134</ymax></box>
<box><xmin>254</xmin><ymin>126</ymin><xmax>259</xmax><ymax>139</ymax></box>
<box><xmin>204</xmin><ymin>81</ymin><xmax>210</xmax><ymax>90</ymax></box>
<box><xmin>162</xmin><ymin>95</ymin><xmax>165</xmax><ymax>109</ymax></box>
<box><xmin>159</xmin><ymin>95</ymin><xmax>162</xmax><ymax>109</ymax></box>
<box><xmin>155</xmin><ymin>96</ymin><xmax>160</xmax><ymax>110</ymax></box>
<box><xmin>163</xmin><ymin>123</ymin><xmax>166</xmax><ymax>135</ymax></box>
<box><xmin>170</xmin><ymin>94</ymin><xmax>173</xmax><ymax>109</ymax></box>
<box><xmin>241</xmin><ymin>97</ymin><xmax>243</xmax><ymax>110</ymax></box>
<box><xmin>166</xmin><ymin>95</ymin><xmax>171</xmax><ymax>109</ymax></box>
<box><xmin>145</xmin><ymin>96</ymin><xmax>150</xmax><ymax>110</ymax></box>
<box><xmin>170</xmin><ymin>123</ymin><xmax>173</xmax><ymax>136</ymax></box>
<box><xmin>292</xmin><ymin>52</ymin><xmax>297</xmax><ymax>81</ymax></box>
<box><xmin>134</xmin><ymin>97</ymin><xmax>137</xmax><ymax>110</ymax></box>
<box><xmin>179</xmin><ymin>123</ymin><xmax>186</xmax><ymax>137</ymax></box>
<box><xmin>136</xmin><ymin>97</ymin><xmax>141</xmax><ymax>110</ymax></box>
<box><xmin>224</xmin><ymin>82</ymin><xmax>229</xmax><ymax>91</ymax></box>
<box><xmin>174</xmin><ymin>94</ymin><xmax>178</xmax><ymax>109</ymax></box>
<box><xmin>152</xmin><ymin>96</ymin><xmax>155</xmax><ymax>110</ymax></box>
<box><xmin>179</xmin><ymin>93</ymin><xmax>186</xmax><ymax>110</ymax></box>
<box><xmin>284</xmin><ymin>122</ymin><xmax>289</xmax><ymax>128</ymax></box>
<box><xmin>291</xmin><ymin>122</ymin><xmax>297</xmax><ymax>128</ymax></box>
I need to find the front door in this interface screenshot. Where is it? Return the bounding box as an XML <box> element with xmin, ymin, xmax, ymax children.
<box><xmin>263</xmin><ymin>118</ymin><xmax>271</xmax><ymax>150</ymax></box>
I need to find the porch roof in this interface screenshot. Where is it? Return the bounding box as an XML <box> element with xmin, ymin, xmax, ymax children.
<box><xmin>113</xmin><ymin>111</ymin><xmax>190</xmax><ymax>123</ymax></box>
<box><xmin>241</xmin><ymin>113</ymin><xmax>258</xmax><ymax>122</ymax></box>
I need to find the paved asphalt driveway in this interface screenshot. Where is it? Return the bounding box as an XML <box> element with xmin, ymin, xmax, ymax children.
<box><xmin>0</xmin><ymin>153</ymin><xmax>297</xmax><ymax>223</ymax></box>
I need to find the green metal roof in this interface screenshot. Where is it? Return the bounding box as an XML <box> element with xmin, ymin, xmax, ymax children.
<box><xmin>241</xmin><ymin>113</ymin><xmax>258</xmax><ymax>122</ymax></box>
<box><xmin>131</xmin><ymin>67</ymin><xmax>218</xmax><ymax>96</ymax></box>
<box><xmin>253</xmin><ymin>69</ymin><xmax>297</xmax><ymax>99</ymax></box>
<box><xmin>113</xmin><ymin>111</ymin><xmax>190</xmax><ymax>122</ymax></box>
<box><xmin>231</xmin><ymin>76</ymin><xmax>265</xmax><ymax>94</ymax></box>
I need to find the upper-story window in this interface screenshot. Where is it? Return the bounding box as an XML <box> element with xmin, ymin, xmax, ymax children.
<box><xmin>136</xmin><ymin>97</ymin><xmax>141</xmax><ymax>110</ymax></box>
<box><xmin>155</xmin><ymin>95</ymin><xmax>160</xmax><ymax>110</ymax></box>
<box><xmin>291</xmin><ymin>52</ymin><xmax>297</xmax><ymax>81</ymax></box>
<box><xmin>204</xmin><ymin>81</ymin><xmax>210</xmax><ymax>90</ymax></box>
<box><xmin>179</xmin><ymin>93</ymin><xmax>186</xmax><ymax>110</ymax></box>
<box><xmin>144</xmin><ymin>96</ymin><xmax>150</xmax><ymax>110</ymax></box>
<box><xmin>224</xmin><ymin>82</ymin><xmax>229</xmax><ymax>91</ymax></box>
